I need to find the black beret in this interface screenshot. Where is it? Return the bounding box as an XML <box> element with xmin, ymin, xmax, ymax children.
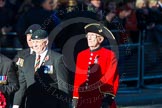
<box><xmin>31</xmin><ymin>29</ymin><xmax>48</xmax><ymax>40</ymax></box>
<box><xmin>25</xmin><ymin>24</ymin><xmax>41</xmax><ymax>35</ymax></box>
<box><xmin>84</xmin><ymin>23</ymin><xmax>115</xmax><ymax>40</ymax></box>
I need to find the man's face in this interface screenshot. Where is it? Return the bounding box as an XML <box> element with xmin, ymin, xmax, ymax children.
<box><xmin>26</xmin><ymin>34</ymin><xmax>33</xmax><ymax>48</ymax></box>
<box><xmin>32</xmin><ymin>39</ymin><xmax>48</xmax><ymax>54</ymax></box>
<box><xmin>123</xmin><ymin>10</ymin><xmax>132</xmax><ymax>17</ymax></box>
<box><xmin>120</xmin><ymin>10</ymin><xmax>131</xmax><ymax>19</ymax></box>
<box><xmin>90</xmin><ymin>0</ymin><xmax>101</xmax><ymax>8</ymax></box>
<box><xmin>86</xmin><ymin>32</ymin><xmax>103</xmax><ymax>50</ymax></box>
<box><xmin>108</xmin><ymin>2</ymin><xmax>116</xmax><ymax>11</ymax></box>
<box><xmin>42</xmin><ymin>0</ymin><xmax>53</xmax><ymax>11</ymax></box>
<box><xmin>0</xmin><ymin>0</ymin><xmax>5</xmax><ymax>7</ymax></box>
<box><xmin>106</xmin><ymin>12</ymin><xmax>116</xmax><ymax>22</ymax></box>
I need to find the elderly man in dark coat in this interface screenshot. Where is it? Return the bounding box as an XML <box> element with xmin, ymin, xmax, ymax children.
<box><xmin>13</xmin><ymin>29</ymin><xmax>70</xmax><ymax>108</ymax></box>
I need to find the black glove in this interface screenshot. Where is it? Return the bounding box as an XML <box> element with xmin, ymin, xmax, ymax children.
<box><xmin>72</xmin><ymin>98</ymin><xmax>78</xmax><ymax>108</ymax></box>
<box><xmin>101</xmin><ymin>94</ymin><xmax>114</xmax><ymax>108</ymax></box>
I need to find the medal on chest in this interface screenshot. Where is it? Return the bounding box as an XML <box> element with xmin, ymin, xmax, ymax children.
<box><xmin>16</xmin><ymin>58</ymin><xmax>24</xmax><ymax>67</ymax></box>
<box><xmin>0</xmin><ymin>76</ymin><xmax>7</xmax><ymax>85</ymax></box>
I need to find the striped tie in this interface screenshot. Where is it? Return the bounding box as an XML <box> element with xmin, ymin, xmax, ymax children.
<box><xmin>35</xmin><ymin>55</ymin><xmax>41</xmax><ymax>72</ymax></box>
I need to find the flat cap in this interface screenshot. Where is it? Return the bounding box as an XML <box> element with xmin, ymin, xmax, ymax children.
<box><xmin>25</xmin><ymin>24</ymin><xmax>41</xmax><ymax>35</ymax></box>
<box><xmin>31</xmin><ymin>29</ymin><xmax>48</xmax><ymax>40</ymax></box>
<box><xmin>84</xmin><ymin>23</ymin><xmax>115</xmax><ymax>40</ymax></box>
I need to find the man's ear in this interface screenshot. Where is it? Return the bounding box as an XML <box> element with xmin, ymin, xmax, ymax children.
<box><xmin>98</xmin><ymin>36</ymin><xmax>104</xmax><ymax>43</ymax></box>
<box><xmin>45</xmin><ymin>40</ymin><xmax>49</xmax><ymax>45</ymax></box>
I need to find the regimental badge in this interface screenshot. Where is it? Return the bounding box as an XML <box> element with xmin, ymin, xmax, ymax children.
<box><xmin>44</xmin><ymin>65</ymin><xmax>53</xmax><ymax>74</ymax></box>
<box><xmin>98</xmin><ymin>29</ymin><xmax>102</xmax><ymax>33</ymax></box>
<box><xmin>94</xmin><ymin>55</ymin><xmax>99</xmax><ymax>64</ymax></box>
<box><xmin>35</xmin><ymin>35</ymin><xmax>38</xmax><ymax>39</ymax></box>
<box><xmin>29</xmin><ymin>29</ymin><xmax>32</xmax><ymax>33</ymax></box>
<box><xmin>16</xmin><ymin>58</ymin><xmax>24</xmax><ymax>67</ymax></box>
<box><xmin>0</xmin><ymin>76</ymin><xmax>7</xmax><ymax>85</ymax></box>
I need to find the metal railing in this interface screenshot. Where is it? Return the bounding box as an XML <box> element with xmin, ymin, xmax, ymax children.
<box><xmin>117</xmin><ymin>43</ymin><xmax>141</xmax><ymax>93</ymax></box>
<box><xmin>141</xmin><ymin>43</ymin><xmax>162</xmax><ymax>89</ymax></box>
<box><xmin>0</xmin><ymin>48</ymin><xmax>22</xmax><ymax>59</ymax></box>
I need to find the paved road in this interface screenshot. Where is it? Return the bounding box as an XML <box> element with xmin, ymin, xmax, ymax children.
<box><xmin>116</xmin><ymin>88</ymin><xmax>162</xmax><ymax>107</ymax></box>
<box><xmin>118</xmin><ymin>104</ymin><xmax>162</xmax><ymax>108</ymax></box>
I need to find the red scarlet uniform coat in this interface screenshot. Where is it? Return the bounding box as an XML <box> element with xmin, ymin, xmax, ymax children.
<box><xmin>73</xmin><ymin>47</ymin><xmax>119</xmax><ymax>108</ymax></box>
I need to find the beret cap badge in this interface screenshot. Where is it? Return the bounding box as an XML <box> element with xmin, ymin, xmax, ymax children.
<box><xmin>35</xmin><ymin>36</ymin><xmax>38</xmax><ymax>38</ymax></box>
<box><xmin>29</xmin><ymin>29</ymin><xmax>32</xmax><ymax>33</ymax></box>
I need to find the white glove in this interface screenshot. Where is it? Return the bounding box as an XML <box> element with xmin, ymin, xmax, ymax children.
<box><xmin>12</xmin><ymin>105</ymin><xmax>19</xmax><ymax>108</ymax></box>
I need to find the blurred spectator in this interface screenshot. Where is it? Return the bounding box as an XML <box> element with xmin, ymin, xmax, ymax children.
<box><xmin>116</xmin><ymin>2</ymin><xmax>132</xmax><ymax>44</ymax></box>
<box><xmin>51</xmin><ymin>0</ymin><xmax>61</xmax><ymax>26</ymax></box>
<box><xmin>16</xmin><ymin>0</ymin><xmax>56</xmax><ymax>48</ymax></box>
<box><xmin>86</xmin><ymin>0</ymin><xmax>104</xmax><ymax>20</ymax></box>
<box><xmin>142</xmin><ymin>0</ymin><xmax>162</xmax><ymax>65</ymax></box>
<box><xmin>103</xmin><ymin>9</ymin><xmax>119</xmax><ymax>44</ymax></box>
<box><xmin>103</xmin><ymin>1</ymin><xmax>119</xmax><ymax>44</ymax></box>
<box><xmin>145</xmin><ymin>0</ymin><xmax>162</xmax><ymax>43</ymax></box>
<box><xmin>158</xmin><ymin>0</ymin><xmax>162</xmax><ymax>9</ymax></box>
<box><xmin>52</xmin><ymin>0</ymin><xmax>59</xmax><ymax>10</ymax></box>
<box><xmin>158</xmin><ymin>0</ymin><xmax>162</xmax><ymax>19</ymax></box>
<box><xmin>52</xmin><ymin>0</ymin><xmax>68</xmax><ymax>19</ymax></box>
<box><xmin>8</xmin><ymin>0</ymin><xmax>24</xmax><ymax>26</ymax></box>
<box><xmin>17</xmin><ymin>0</ymin><xmax>34</xmax><ymax>16</ymax></box>
<box><xmin>117</xmin><ymin>2</ymin><xmax>132</xmax><ymax>24</ymax></box>
<box><xmin>104</xmin><ymin>0</ymin><xmax>117</xmax><ymax>12</ymax></box>
<box><xmin>104</xmin><ymin>10</ymin><xmax>116</xmax><ymax>27</ymax></box>
<box><xmin>135</xmin><ymin>0</ymin><xmax>148</xmax><ymax>30</ymax></box>
<box><xmin>148</xmin><ymin>0</ymin><xmax>158</xmax><ymax>8</ymax></box>
<box><xmin>124</xmin><ymin>0</ymin><xmax>139</xmax><ymax>43</ymax></box>
<box><xmin>8</xmin><ymin>0</ymin><xmax>23</xmax><ymax>12</ymax></box>
<box><xmin>53</xmin><ymin>0</ymin><xmax>101</xmax><ymax>50</ymax></box>
<box><xmin>66</xmin><ymin>0</ymin><xmax>79</xmax><ymax>13</ymax></box>
<box><xmin>135</xmin><ymin>0</ymin><xmax>147</xmax><ymax>8</ymax></box>
<box><xmin>0</xmin><ymin>0</ymin><xmax>14</xmax><ymax>47</ymax></box>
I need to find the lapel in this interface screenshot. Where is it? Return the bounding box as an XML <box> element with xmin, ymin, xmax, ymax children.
<box><xmin>26</xmin><ymin>48</ymin><xmax>30</xmax><ymax>55</ymax></box>
<box><xmin>41</xmin><ymin>50</ymin><xmax>52</xmax><ymax>66</ymax></box>
<box><xmin>21</xmin><ymin>53</ymin><xmax>36</xmax><ymax>84</ymax></box>
<box><xmin>26</xmin><ymin>53</ymin><xmax>36</xmax><ymax>74</ymax></box>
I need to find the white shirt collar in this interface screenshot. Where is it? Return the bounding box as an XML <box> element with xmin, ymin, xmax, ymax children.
<box><xmin>38</xmin><ymin>48</ymin><xmax>48</xmax><ymax>57</ymax></box>
<box><xmin>30</xmin><ymin>48</ymin><xmax>34</xmax><ymax>54</ymax></box>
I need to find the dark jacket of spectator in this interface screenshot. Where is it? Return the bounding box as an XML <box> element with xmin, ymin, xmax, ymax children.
<box><xmin>16</xmin><ymin>0</ymin><xmax>56</xmax><ymax>48</ymax></box>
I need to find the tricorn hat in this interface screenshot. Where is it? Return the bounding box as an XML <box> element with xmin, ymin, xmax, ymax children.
<box><xmin>84</xmin><ymin>23</ymin><xmax>115</xmax><ymax>40</ymax></box>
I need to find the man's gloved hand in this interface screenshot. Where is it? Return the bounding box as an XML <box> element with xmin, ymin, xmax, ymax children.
<box><xmin>101</xmin><ymin>94</ymin><xmax>115</xmax><ymax>108</ymax></box>
<box><xmin>72</xmin><ymin>98</ymin><xmax>78</xmax><ymax>108</ymax></box>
